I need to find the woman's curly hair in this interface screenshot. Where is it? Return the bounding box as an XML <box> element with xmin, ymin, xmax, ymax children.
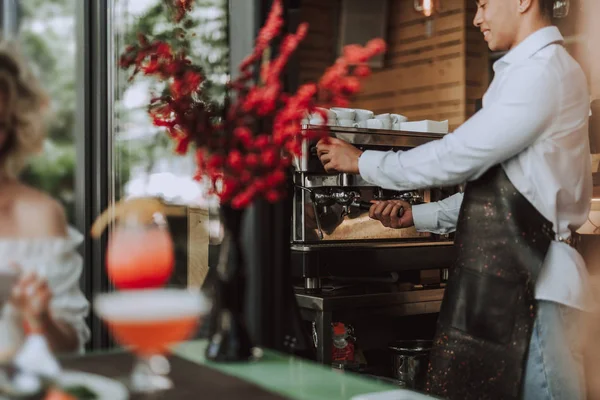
<box><xmin>0</xmin><ymin>40</ymin><xmax>48</xmax><ymax>179</ymax></box>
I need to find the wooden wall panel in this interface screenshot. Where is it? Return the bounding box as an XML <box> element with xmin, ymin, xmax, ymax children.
<box><xmin>296</xmin><ymin>0</ymin><xmax>490</xmax><ymax>131</ymax></box>
<box><xmin>297</xmin><ymin>0</ymin><xmax>339</xmax><ymax>84</ymax></box>
<box><xmin>350</xmin><ymin>0</ymin><xmax>470</xmax><ymax>130</ymax></box>
<box><xmin>465</xmin><ymin>3</ymin><xmax>489</xmax><ymax>117</ymax></box>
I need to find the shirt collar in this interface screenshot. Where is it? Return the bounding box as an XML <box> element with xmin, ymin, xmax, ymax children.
<box><xmin>493</xmin><ymin>26</ymin><xmax>563</xmax><ymax>72</ymax></box>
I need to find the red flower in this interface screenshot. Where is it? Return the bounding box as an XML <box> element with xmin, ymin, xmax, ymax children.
<box><xmin>366</xmin><ymin>38</ymin><xmax>387</xmax><ymax>54</ymax></box>
<box><xmin>120</xmin><ymin>0</ymin><xmax>386</xmax><ymax>209</ymax></box>
<box><xmin>174</xmin><ymin>135</ymin><xmax>191</xmax><ymax>154</ymax></box>
<box><xmin>354</xmin><ymin>64</ymin><xmax>371</xmax><ymax>78</ymax></box>
<box><xmin>265</xmin><ymin>170</ymin><xmax>286</xmax><ymax>187</ymax></box>
<box><xmin>245</xmin><ymin>153</ymin><xmax>259</xmax><ymax>168</ymax></box>
<box><xmin>265</xmin><ymin>190</ymin><xmax>281</xmax><ymax>203</ymax></box>
<box><xmin>227</xmin><ymin>150</ymin><xmax>245</xmax><ymax>172</ymax></box>
<box><xmin>253</xmin><ymin>135</ymin><xmax>270</xmax><ymax>150</ymax></box>
<box><xmin>234</xmin><ymin>127</ymin><xmax>253</xmax><ymax>146</ymax></box>
<box><xmin>262</xmin><ymin>149</ymin><xmax>278</xmax><ymax>168</ymax></box>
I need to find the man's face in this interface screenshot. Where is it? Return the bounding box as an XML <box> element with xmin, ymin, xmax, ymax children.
<box><xmin>473</xmin><ymin>0</ymin><xmax>520</xmax><ymax>51</ymax></box>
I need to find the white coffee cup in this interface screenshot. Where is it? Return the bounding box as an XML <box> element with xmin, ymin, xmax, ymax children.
<box><xmin>309</xmin><ymin>118</ymin><xmax>328</xmax><ymax>126</ymax></box>
<box><xmin>354</xmin><ymin>109</ymin><xmax>375</xmax><ymax>122</ymax></box>
<box><xmin>331</xmin><ymin>107</ymin><xmax>356</xmax><ymax>121</ymax></box>
<box><xmin>337</xmin><ymin>119</ymin><xmax>357</xmax><ymax>127</ymax></box>
<box><xmin>357</xmin><ymin>119</ymin><xmax>384</xmax><ymax>130</ymax></box>
<box><xmin>391</xmin><ymin>113</ymin><xmax>408</xmax><ymax>124</ymax></box>
<box><xmin>375</xmin><ymin>114</ymin><xmax>393</xmax><ymax>130</ymax></box>
<box><xmin>310</xmin><ymin>108</ymin><xmax>337</xmax><ymax>126</ymax></box>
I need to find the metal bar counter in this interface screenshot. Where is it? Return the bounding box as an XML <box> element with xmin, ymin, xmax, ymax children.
<box><xmin>61</xmin><ymin>340</ymin><xmax>402</xmax><ymax>399</ymax></box>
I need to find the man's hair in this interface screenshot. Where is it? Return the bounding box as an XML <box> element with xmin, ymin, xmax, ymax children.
<box><xmin>539</xmin><ymin>0</ymin><xmax>554</xmax><ymax>19</ymax></box>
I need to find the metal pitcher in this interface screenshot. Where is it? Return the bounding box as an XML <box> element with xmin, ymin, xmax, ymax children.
<box><xmin>389</xmin><ymin>340</ymin><xmax>432</xmax><ymax>390</ymax></box>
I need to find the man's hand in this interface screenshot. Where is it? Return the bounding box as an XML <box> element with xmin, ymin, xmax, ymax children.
<box><xmin>369</xmin><ymin>200</ymin><xmax>414</xmax><ymax>229</ymax></box>
<box><xmin>316</xmin><ymin>138</ymin><xmax>363</xmax><ymax>174</ymax></box>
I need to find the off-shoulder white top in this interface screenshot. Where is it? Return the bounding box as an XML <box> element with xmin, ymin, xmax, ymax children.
<box><xmin>0</xmin><ymin>227</ymin><xmax>90</xmax><ymax>359</ymax></box>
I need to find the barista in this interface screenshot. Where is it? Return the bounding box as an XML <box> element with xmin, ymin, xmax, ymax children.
<box><xmin>316</xmin><ymin>0</ymin><xmax>591</xmax><ymax>398</ymax></box>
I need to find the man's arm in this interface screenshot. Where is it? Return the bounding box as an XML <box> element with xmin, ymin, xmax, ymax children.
<box><xmin>412</xmin><ymin>192</ymin><xmax>464</xmax><ymax>234</ymax></box>
<box><xmin>357</xmin><ymin>63</ymin><xmax>560</xmax><ymax>191</ymax></box>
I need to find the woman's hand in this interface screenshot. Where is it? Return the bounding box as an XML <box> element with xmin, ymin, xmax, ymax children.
<box><xmin>11</xmin><ymin>272</ymin><xmax>52</xmax><ymax>332</ymax></box>
<box><xmin>11</xmin><ymin>271</ymin><xmax>79</xmax><ymax>353</ymax></box>
<box><xmin>369</xmin><ymin>200</ymin><xmax>414</xmax><ymax>229</ymax></box>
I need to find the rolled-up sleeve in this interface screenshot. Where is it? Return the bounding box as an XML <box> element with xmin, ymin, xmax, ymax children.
<box><xmin>412</xmin><ymin>193</ymin><xmax>464</xmax><ymax>234</ymax></box>
<box><xmin>358</xmin><ymin>62</ymin><xmax>560</xmax><ymax>191</ymax></box>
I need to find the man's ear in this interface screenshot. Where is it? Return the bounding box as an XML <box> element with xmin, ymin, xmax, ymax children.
<box><xmin>517</xmin><ymin>0</ymin><xmax>535</xmax><ymax>14</ymax></box>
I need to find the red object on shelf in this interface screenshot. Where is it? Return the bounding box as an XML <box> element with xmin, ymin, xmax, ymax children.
<box><xmin>332</xmin><ymin>322</ymin><xmax>355</xmax><ymax>362</ymax></box>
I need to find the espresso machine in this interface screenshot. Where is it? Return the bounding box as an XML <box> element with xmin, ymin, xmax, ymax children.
<box><xmin>291</xmin><ymin>125</ymin><xmax>458</xmax><ymax>366</ymax></box>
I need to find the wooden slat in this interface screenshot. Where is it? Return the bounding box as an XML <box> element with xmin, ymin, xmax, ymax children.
<box><xmin>390</xmin><ymin>44</ymin><xmax>463</xmax><ymax>67</ymax></box>
<box><xmin>360</xmin><ymin>57</ymin><xmax>465</xmax><ymax>95</ymax></box>
<box><xmin>300</xmin><ymin>0</ymin><xmax>474</xmax><ymax>127</ymax></box>
<box><xmin>388</xmin><ymin>12</ymin><xmax>465</xmax><ymax>44</ymax></box>
<box><xmin>390</xmin><ymin>29</ymin><xmax>464</xmax><ymax>54</ymax></box>
<box><xmin>355</xmin><ymin>84</ymin><xmax>464</xmax><ymax>110</ymax></box>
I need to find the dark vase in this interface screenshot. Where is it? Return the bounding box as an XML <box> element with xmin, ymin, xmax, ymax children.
<box><xmin>242</xmin><ymin>196</ymin><xmax>315</xmax><ymax>360</ymax></box>
<box><xmin>205</xmin><ymin>205</ymin><xmax>254</xmax><ymax>361</ymax></box>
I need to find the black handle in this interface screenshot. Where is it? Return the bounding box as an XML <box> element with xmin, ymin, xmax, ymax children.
<box><xmin>355</xmin><ymin>201</ymin><xmax>404</xmax><ymax>217</ymax></box>
<box><xmin>356</xmin><ymin>201</ymin><xmax>372</xmax><ymax>211</ymax></box>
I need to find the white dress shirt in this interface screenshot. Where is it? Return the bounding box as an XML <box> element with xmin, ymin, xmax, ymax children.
<box><xmin>358</xmin><ymin>27</ymin><xmax>593</xmax><ymax>310</ymax></box>
<box><xmin>0</xmin><ymin>227</ymin><xmax>90</xmax><ymax>360</ymax></box>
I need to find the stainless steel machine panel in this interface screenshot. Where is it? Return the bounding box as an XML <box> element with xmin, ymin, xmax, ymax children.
<box><xmin>292</xmin><ymin>125</ymin><xmax>452</xmax><ymax>244</ymax></box>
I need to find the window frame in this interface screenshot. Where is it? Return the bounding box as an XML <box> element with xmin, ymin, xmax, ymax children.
<box><xmin>1</xmin><ymin>0</ymin><xmax>265</xmax><ymax>351</ymax></box>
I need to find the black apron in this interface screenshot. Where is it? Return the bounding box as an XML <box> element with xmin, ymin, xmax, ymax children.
<box><xmin>426</xmin><ymin>165</ymin><xmax>555</xmax><ymax>400</ymax></box>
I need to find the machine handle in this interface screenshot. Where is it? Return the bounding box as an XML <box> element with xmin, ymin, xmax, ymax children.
<box><xmin>354</xmin><ymin>201</ymin><xmax>405</xmax><ymax>218</ymax></box>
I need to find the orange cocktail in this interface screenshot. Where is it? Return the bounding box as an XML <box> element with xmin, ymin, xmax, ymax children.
<box><xmin>94</xmin><ymin>289</ymin><xmax>209</xmax><ymax>392</ymax></box>
<box><xmin>107</xmin><ymin>316</ymin><xmax>198</xmax><ymax>356</ymax></box>
<box><xmin>106</xmin><ymin>227</ymin><xmax>174</xmax><ymax>290</ymax></box>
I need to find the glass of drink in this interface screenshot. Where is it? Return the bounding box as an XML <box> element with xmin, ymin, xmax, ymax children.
<box><xmin>106</xmin><ymin>209</ymin><xmax>174</xmax><ymax>290</ymax></box>
<box><xmin>94</xmin><ymin>288</ymin><xmax>209</xmax><ymax>392</ymax></box>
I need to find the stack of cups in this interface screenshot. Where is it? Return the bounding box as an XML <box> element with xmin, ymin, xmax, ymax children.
<box><xmin>301</xmin><ymin>107</ymin><xmax>408</xmax><ymax>131</ymax></box>
<box><xmin>302</xmin><ymin>108</ymin><xmax>337</xmax><ymax>126</ymax></box>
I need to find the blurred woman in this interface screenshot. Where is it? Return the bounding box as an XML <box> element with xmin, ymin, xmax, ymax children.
<box><xmin>0</xmin><ymin>41</ymin><xmax>89</xmax><ymax>359</ymax></box>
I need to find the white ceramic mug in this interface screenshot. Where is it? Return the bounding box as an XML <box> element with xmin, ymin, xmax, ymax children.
<box><xmin>309</xmin><ymin>118</ymin><xmax>327</xmax><ymax>126</ymax></box>
<box><xmin>337</xmin><ymin>119</ymin><xmax>357</xmax><ymax>127</ymax></box>
<box><xmin>357</xmin><ymin>119</ymin><xmax>384</xmax><ymax>129</ymax></box>
<box><xmin>331</xmin><ymin>107</ymin><xmax>356</xmax><ymax>121</ymax></box>
<box><xmin>354</xmin><ymin>109</ymin><xmax>375</xmax><ymax>122</ymax></box>
<box><xmin>311</xmin><ymin>108</ymin><xmax>337</xmax><ymax>126</ymax></box>
<box><xmin>391</xmin><ymin>114</ymin><xmax>408</xmax><ymax>124</ymax></box>
<box><xmin>375</xmin><ymin>114</ymin><xmax>393</xmax><ymax>130</ymax></box>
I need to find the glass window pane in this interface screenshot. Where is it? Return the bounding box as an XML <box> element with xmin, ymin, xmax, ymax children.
<box><xmin>17</xmin><ymin>0</ymin><xmax>77</xmax><ymax>224</ymax></box>
<box><xmin>111</xmin><ymin>0</ymin><xmax>229</xmax><ymax>286</ymax></box>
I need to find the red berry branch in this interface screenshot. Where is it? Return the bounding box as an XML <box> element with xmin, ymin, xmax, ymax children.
<box><xmin>119</xmin><ymin>0</ymin><xmax>386</xmax><ymax>209</ymax></box>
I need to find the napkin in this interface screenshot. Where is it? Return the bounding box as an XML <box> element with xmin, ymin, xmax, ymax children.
<box><xmin>13</xmin><ymin>334</ymin><xmax>61</xmax><ymax>379</ymax></box>
<box><xmin>399</xmin><ymin>120</ymin><xmax>449</xmax><ymax>134</ymax></box>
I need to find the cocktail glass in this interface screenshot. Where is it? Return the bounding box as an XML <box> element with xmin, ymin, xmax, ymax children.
<box><xmin>106</xmin><ymin>210</ymin><xmax>174</xmax><ymax>290</ymax></box>
<box><xmin>93</xmin><ymin>289</ymin><xmax>210</xmax><ymax>392</ymax></box>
